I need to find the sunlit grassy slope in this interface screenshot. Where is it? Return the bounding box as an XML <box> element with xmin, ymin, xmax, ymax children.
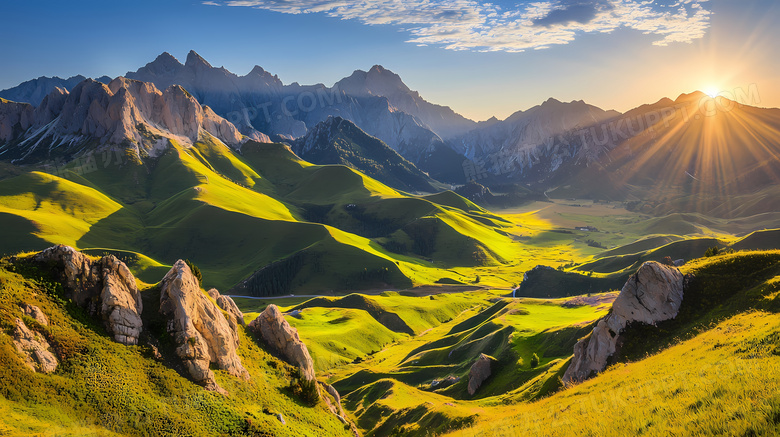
<box><xmin>3</xmin><ymin>134</ymin><xmax>778</xmax><ymax>295</ymax></box>
<box><xmin>0</xmin><ymin>137</ymin><xmax>530</xmax><ymax>292</ymax></box>
<box><xmin>235</xmin><ymin>250</ymin><xmax>780</xmax><ymax>437</ymax></box>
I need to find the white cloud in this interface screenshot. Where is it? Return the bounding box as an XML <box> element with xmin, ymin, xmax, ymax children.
<box><xmin>207</xmin><ymin>0</ymin><xmax>711</xmax><ymax>52</ymax></box>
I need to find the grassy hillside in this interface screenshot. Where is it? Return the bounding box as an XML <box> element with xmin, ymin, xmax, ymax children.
<box><xmin>0</xmin><ymin>255</ymin><xmax>352</xmax><ymax>437</ymax></box>
<box><xmin>0</xmin><ymin>137</ymin><xmax>528</xmax><ymax>292</ymax></box>
<box><xmin>234</xmin><ymin>250</ymin><xmax>780</xmax><ymax>436</ymax></box>
<box><xmin>442</xmin><ymin>250</ymin><xmax>780</xmax><ymax>436</ymax></box>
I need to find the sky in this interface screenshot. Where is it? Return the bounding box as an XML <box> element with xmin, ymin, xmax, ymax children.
<box><xmin>0</xmin><ymin>0</ymin><xmax>777</xmax><ymax>121</ymax></box>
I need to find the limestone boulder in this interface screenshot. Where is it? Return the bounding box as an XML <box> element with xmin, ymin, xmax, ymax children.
<box><xmin>248</xmin><ymin>304</ymin><xmax>315</xmax><ymax>381</ymax></box>
<box><xmin>159</xmin><ymin>260</ymin><xmax>248</xmax><ymax>392</ymax></box>
<box><xmin>207</xmin><ymin>288</ymin><xmax>245</xmax><ymax>327</ymax></box>
<box><xmin>19</xmin><ymin>303</ymin><xmax>48</xmax><ymax>326</ymax></box>
<box><xmin>467</xmin><ymin>353</ymin><xmax>493</xmax><ymax>395</ymax></box>
<box><xmin>563</xmin><ymin>262</ymin><xmax>684</xmax><ymax>384</ymax></box>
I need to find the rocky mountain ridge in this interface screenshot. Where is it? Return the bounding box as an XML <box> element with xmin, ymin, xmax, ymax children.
<box><xmin>0</xmin><ymin>75</ymin><xmax>112</xmax><ymax>106</ymax></box>
<box><xmin>125</xmin><ymin>51</ymin><xmax>456</xmax><ymax>160</ymax></box>
<box><xmin>0</xmin><ymin>76</ymin><xmax>250</xmax><ymax>163</ymax></box>
<box><xmin>291</xmin><ymin>116</ymin><xmax>437</xmax><ymax>192</ymax></box>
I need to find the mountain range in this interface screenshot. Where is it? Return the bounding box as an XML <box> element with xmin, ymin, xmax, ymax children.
<box><xmin>2</xmin><ymin>50</ymin><xmax>780</xmax><ymax>218</ymax></box>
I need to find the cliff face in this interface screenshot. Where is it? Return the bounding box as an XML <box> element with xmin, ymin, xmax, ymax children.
<box><xmin>563</xmin><ymin>261</ymin><xmax>684</xmax><ymax>384</ymax></box>
<box><xmin>0</xmin><ymin>76</ymin><xmax>246</xmax><ymax>163</ymax></box>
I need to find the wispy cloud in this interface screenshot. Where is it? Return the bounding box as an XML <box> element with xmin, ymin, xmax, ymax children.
<box><xmin>207</xmin><ymin>0</ymin><xmax>711</xmax><ymax>52</ymax></box>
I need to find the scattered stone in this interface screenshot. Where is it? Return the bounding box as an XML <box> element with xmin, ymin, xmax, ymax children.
<box><xmin>276</xmin><ymin>413</ymin><xmax>286</xmax><ymax>425</ymax></box>
<box><xmin>430</xmin><ymin>375</ymin><xmax>460</xmax><ymax>390</ymax></box>
<box><xmin>468</xmin><ymin>354</ymin><xmax>494</xmax><ymax>395</ymax></box>
<box><xmin>12</xmin><ymin>318</ymin><xmax>57</xmax><ymax>373</ymax></box>
<box><xmin>562</xmin><ymin>261</ymin><xmax>684</xmax><ymax>384</ymax></box>
<box><xmin>248</xmin><ymin>304</ymin><xmax>316</xmax><ymax>381</ymax></box>
<box><xmin>159</xmin><ymin>260</ymin><xmax>248</xmax><ymax>393</ymax></box>
<box><xmin>674</xmin><ymin>259</ymin><xmax>686</xmax><ymax>267</ymax></box>
<box><xmin>19</xmin><ymin>303</ymin><xmax>48</xmax><ymax>326</ymax></box>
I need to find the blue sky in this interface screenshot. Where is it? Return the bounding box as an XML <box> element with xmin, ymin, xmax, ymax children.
<box><xmin>0</xmin><ymin>0</ymin><xmax>777</xmax><ymax>120</ymax></box>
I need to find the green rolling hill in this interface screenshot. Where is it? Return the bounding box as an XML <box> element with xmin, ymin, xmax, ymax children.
<box><xmin>0</xmin><ymin>133</ymin><xmax>519</xmax><ymax>293</ymax></box>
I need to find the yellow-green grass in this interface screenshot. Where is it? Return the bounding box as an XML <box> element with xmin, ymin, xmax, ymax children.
<box><xmin>7</xmin><ymin>135</ymin><xmax>776</xmax><ymax>298</ymax></box>
<box><xmin>167</xmin><ymin>142</ymin><xmax>297</xmax><ymax>222</ymax></box>
<box><xmin>0</xmin><ymin>172</ymin><xmax>125</xmax><ymax>248</ymax></box>
<box><xmin>0</xmin><ymin>138</ymin><xmax>538</xmax><ymax>292</ymax></box>
<box><xmin>344</xmin><ymin>379</ymin><xmax>477</xmax><ymax>436</ymax></box>
<box><xmin>286</xmin><ymin>307</ymin><xmax>404</xmax><ymax>371</ymax></box>
<box><xmin>444</xmin><ymin>310</ymin><xmax>780</xmax><ymax>437</ymax></box>
<box><xmin>0</xmin><ymin>395</ymin><xmax>122</xmax><ymax>437</ymax></box>
<box><xmin>328</xmin><ymin>251</ymin><xmax>780</xmax><ymax>436</ymax></box>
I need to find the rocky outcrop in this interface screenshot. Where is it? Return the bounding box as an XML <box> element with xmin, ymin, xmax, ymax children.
<box><xmin>159</xmin><ymin>260</ymin><xmax>248</xmax><ymax>392</ymax></box>
<box><xmin>0</xmin><ymin>99</ymin><xmax>34</xmax><ymax>142</ymax></box>
<box><xmin>562</xmin><ymin>262</ymin><xmax>684</xmax><ymax>384</ymax></box>
<box><xmin>12</xmin><ymin>318</ymin><xmax>58</xmax><ymax>373</ymax></box>
<box><xmin>207</xmin><ymin>288</ymin><xmax>245</xmax><ymax>327</ymax></box>
<box><xmin>467</xmin><ymin>353</ymin><xmax>494</xmax><ymax>395</ymax></box>
<box><xmin>33</xmin><ymin>245</ymin><xmax>142</xmax><ymax>345</ymax></box>
<box><xmin>2</xmin><ymin>75</ymin><xmax>247</xmax><ymax>163</ymax></box>
<box><xmin>248</xmin><ymin>304</ymin><xmax>315</xmax><ymax>381</ymax></box>
<box><xmin>20</xmin><ymin>303</ymin><xmax>49</xmax><ymax>326</ymax></box>
<box><xmin>0</xmin><ymin>74</ymin><xmax>107</xmax><ymax>106</ymax></box>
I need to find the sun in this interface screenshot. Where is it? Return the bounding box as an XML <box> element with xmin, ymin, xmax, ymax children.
<box><xmin>704</xmin><ymin>87</ymin><xmax>720</xmax><ymax>98</ymax></box>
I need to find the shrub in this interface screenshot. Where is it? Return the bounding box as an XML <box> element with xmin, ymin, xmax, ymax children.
<box><xmin>184</xmin><ymin>259</ymin><xmax>203</xmax><ymax>286</ymax></box>
<box><xmin>530</xmin><ymin>353</ymin><xmax>540</xmax><ymax>368</ymax></box>
<box><xmin>704</xmin><ymin>247</ymin><xmax>720</xmax><ymax>257</ymax></box>
<box><xmin>290</xmin><ymin>367</ymin><xmax>319</xmax><ymax>406</ymax></box>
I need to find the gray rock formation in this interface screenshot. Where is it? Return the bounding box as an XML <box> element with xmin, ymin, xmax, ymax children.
<box><xmin>335</xmin><ymin>65</ymin><xmax>476</xmax><ymax>139</ymax></box>
<box><xmin>248</xmin><ymin>304</ymin><xmax>315</xmax><ymax>381</ymax></box>
<box><xmin>0</xmin><ymin>75</ymin><xmax>110</xmax><ymax>106</ymax></box>
<box><xmin>126</xmin><ymin>51</ymin><xmax>450</xmax><ymax>159</ymax></box>
<box><xmin>562</xmin><ymin>261</ymin><xmax>684</xmax><ymax>384</ymax></box>
<box><xmin>19</xmin><ymin>303</ymin><xmax>48</xmax><ymax>326</ymax></box>
<box><xmin>1</xmin><ymin>76</ymin><xmax>248</xmax><ymax>163</ymax></box>
<box><xmin>0</xmin><ymin>99</ymin><xmax>33</xmax><ymax>142</ymax></box>
<box><xmin>159</xmin><ymin>260</ymin><xmax>248</xmax><ymax>392</ymax></box>
<box><xmin>467</xmin><ymin>353</ymin><xmax>493</xmax><ymax>395</ymax></box>
<box><xmin>12</xmin><ymin>318</ymin><xmax>58</xmax><ymax>373</ymax></box>
<box><xmin>33</xmin><ymin>245</ymin><xmax>143</xmax><ymax>345</ymax></box>
<box><xmin>207</xmin><ymin>288</ymin><xmax>245</xmax><ymax>326</ymax></box>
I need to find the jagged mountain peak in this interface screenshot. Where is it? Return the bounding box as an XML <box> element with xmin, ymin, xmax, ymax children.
<box><xmin>675</xmin><ymin>90</ymin><xmax>709</xmax><ymax>103</ymax></box>
<box><xmin>0</xmin><ymin>75</ymin><xmax>246</xmax><ymax>163</ymax></box>
<box><xmin>154</xmin><ymin>51</ymin><xmax>182</xmax><ymax>66</ymax></box>
<box><xmin>185</xmin><ymin>50</ymin><xmax>212</xmax><ymax>70</ymax></box>
<box><xmin>132</xmin><ymin>52</ymin><xmax>186</xmax><ymax>80</ymax></box>
<box><xmin>292</xmin><ymin>116</ymin><xmax>437</xmax><ymax>192</ymax></box>
<box><xmin>339</xmin><ymin>65</ymin><xmax>410</xmax><ymax>96</ymax></box>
